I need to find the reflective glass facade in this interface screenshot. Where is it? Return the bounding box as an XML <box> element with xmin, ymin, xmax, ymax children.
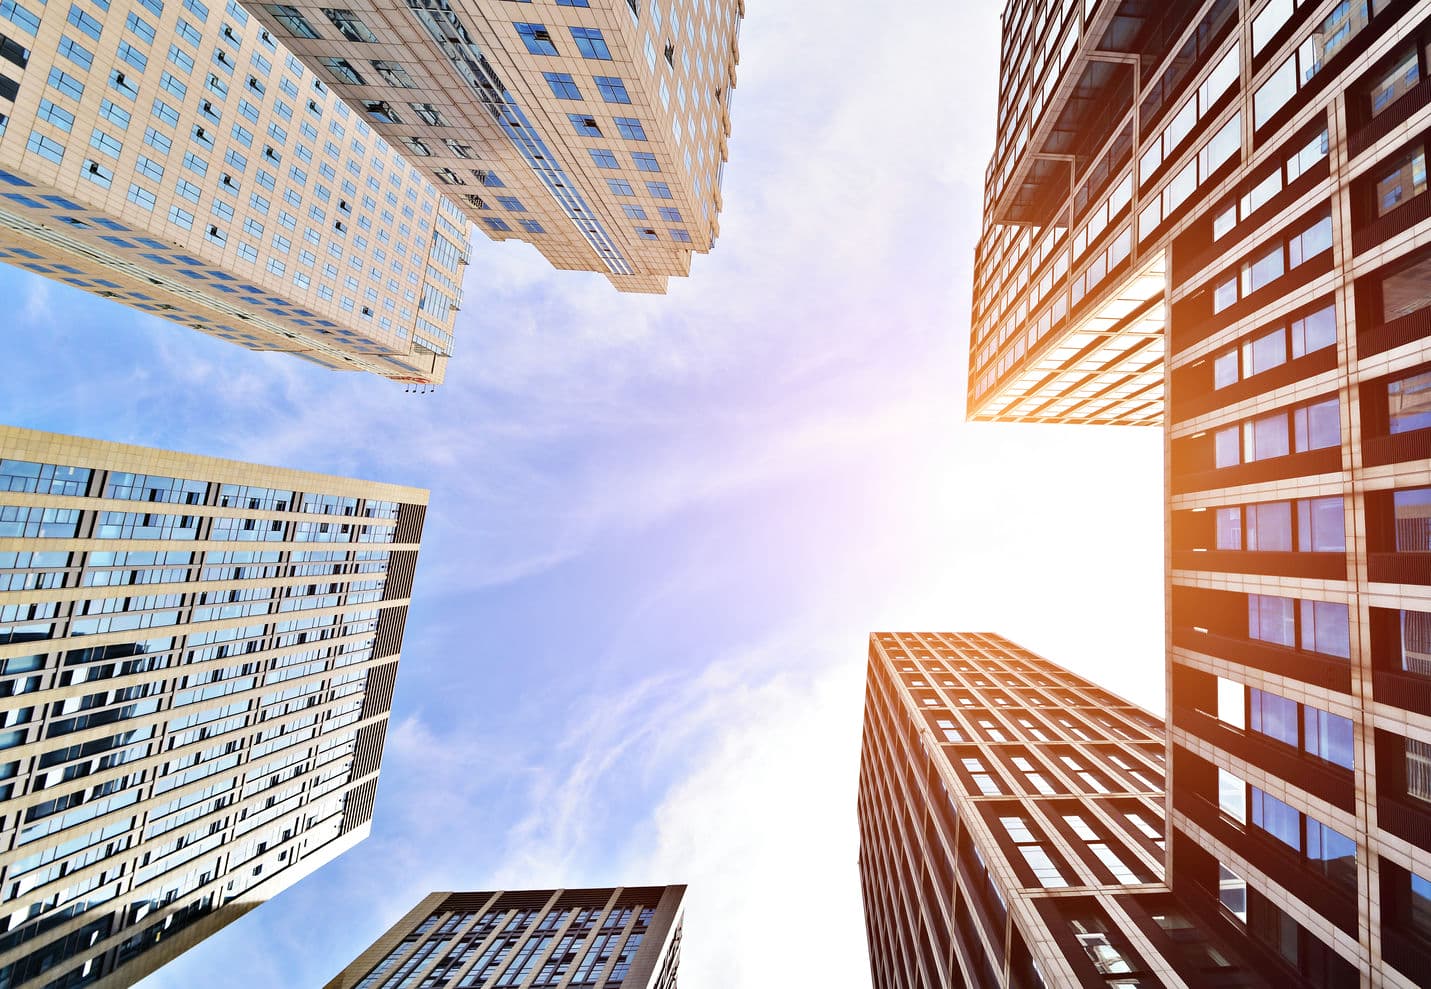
<box><xmin>0</xmin><ymin>425</ymin><xmax>426</xmax><ymax>988</ymax></box>
<box><xmin>968</xmin><ymin>0</ymin><xmax>1431</xmax><ymax>983</ymax></box>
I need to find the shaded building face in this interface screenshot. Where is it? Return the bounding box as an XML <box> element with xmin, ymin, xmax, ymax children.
<box><xmin>0</xmin><ymin>426</ymin><xmax>426</xmax><ymax>988</ymax></box>
<box><xmin>966</xmin><ymin>0</ymin><xmax>1431</xmax><ymax>984</ymax></box>
<box><xmin>324</xmin><ymin>885</ymin><xmax>684</xmax><ymax>989</ymax></box>
<box><xmin>246</xmin><ymin>0</ymin><xmax>744</xmax><ymax>294</ymax></box>
<box><xmin>0</xmin><ymin>0</ymin><xmax>467</xmax><ymax>382</ymax></box>
<box><xmin>858</xmin><ymin>632</ymin><xmax>1268</xmax><ymax>989</ymax></box>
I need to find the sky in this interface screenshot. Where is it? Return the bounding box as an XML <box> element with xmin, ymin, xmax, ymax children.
<box><xmin>0</xmin><ymin>0</ymin><xmax>1167</xmax><ymax>984</ymax></box>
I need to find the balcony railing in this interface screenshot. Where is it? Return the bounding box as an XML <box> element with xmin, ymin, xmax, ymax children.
<box><xmin>1357</xmin><ymin>306</ymin><xmax>1431</xmax><ymax>359</ymax></box>
<box><xmin>1171</xmin><ymin>627</ymin><xmax>1351</xmax><ymax>692</ymax></box>
<box><xmin>1349</xmin><ymin>75</ymin><xmax>1431</xmax><ymax>160</ymax></box>
<box><xmin>1352</xmin><ymin>192</ymin><xmax>1431</xmax><ymax>255</ymax></box>
<box><xmin>1368</xmin><ymin>552</ymin><xmax>1431</xmax><ymax>586</ymax></box>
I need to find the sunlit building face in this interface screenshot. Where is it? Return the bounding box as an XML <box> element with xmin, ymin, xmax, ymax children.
<box><xmin>0</xmin><ymin>425</ymin><xmax>425</xmax><ymax>988</ymax></box>
<box><xmin>964</xmin><ymin>0</ymin><xmax>1431</xmax><ymax>984</ymax></box>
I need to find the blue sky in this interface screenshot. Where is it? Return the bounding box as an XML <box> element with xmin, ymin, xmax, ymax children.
<box><xmin>1</xmin><ymin>1</ymin><xmax>1166</xmax><ymax>984</ymax></box>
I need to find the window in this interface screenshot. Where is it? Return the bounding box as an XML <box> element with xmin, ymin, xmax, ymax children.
<box><xmin>265</xmin><ymin>4</ymin><xmax>318</xmax><ymax>38</ymax></box>
<box><xmin>495</xmin><ymin>196</ymin><xmax>524</xmax><ymax>212</ymax></box>
<box><xmin>1002</xmin><ymin>815</ymin><xmax>1068</xmax><ymax>887</ymax></box>
<box><xmin>594</xmin><ymin>75</ymin><xmax>630</xmax><ymax>103</ymax></box>
<box><xmin>1213</xmin><ymin>397</ymin><xmax>1339</xmax><ymax>467</ymax></box>
<box><xmin>1243</xmin><ymin>244</ymin><xmax>1285</xmax><ymax>296</ymax></box>
<box><xmin>1372</xmin><ymin>50</ymin><xmax>1419</xmax><ymax>118</ymax></box>
<box><xmin>47</xmin><ymin>68</ymin><xmax>84</xmax><ymax>102</ymax></box>
<box><xmin>518</xmin><ymin>219</ymin><xmax>543</xmax><ymax>234</ymax></box>
<box><xmin>669</xmin><ymin>228</ymin><xmax>691</xmax><ymax>243</ymax></box>
<box><xmin>588</xmin><ymin>148</ymin><xmax>618</xmax><ymax>169</ymax></box>
<box><xmin>614</xmin><ymin>116</ymin><xmax>646</xmax><ymax>140</ymax></box>
<box><xmin>322</xmin><ymin>7</ymin><xmax>377</xmax><ymax>42</ymax></box>
<box><xmin>1381</xmin><ymin>254</ymin><xmax>1431</xmax><ymax>321</ymax></box>
<box><xmin>36</xmin><ymin>101</ymin><xmax>75</xmax><ymax>133</ymax></box>
<box><xmin>57</xmin><ymin>35</ymin><xmax>93</xmax><ymax>70</ymax></box>
<box><xmin>483</xmin><ymin>217</ymin><xmax>510</xmax><ymax>233</ymax></box>
<box><xmin>568</xmin><ymin>113</ymin><xmax>601</xmax><ymax>137</ymax></box>
<box><xmin>646</xmin><ymin>181</ymin><xmax>671</xmax><ymax>198</ymax></box>
<box><xmin>514</xmin><ymin>22</ymin><xmax>557</xmax><ymax>55</ymax></box>
<box><xmin>570</xmin><ymin>26</ymin><xmax>610</xmax><ymax>59</ymax></box>
<box><xmin>1389</xmin><ymin>371</ymin><xmax>1431</xmax><ymax>434</ymax></box>
<box><xmin>1395</xmin><ymin>487</ymin><xmax>1431</xmax><ymax>551</ymax></box>
<box><xmin>319</xmin><ymin>56</ymin><xmax>364</xmax><ymax>85</ymax></box>
<box><xmin>1375</xmin><ymin>146</ymin><xmax>1427</xmax><ymax>217</ymax></box>
<box><xmin>607</xmin><ymin>178</ymin><xmax>634</xmax><ymax>196</ymax></box>
<box><xmin>631</xmin><ymin>152</ymin><xmax>659</xmax><ymax>171</ymax></box>
<box><xmin>1248</xmin><ymin>593</ymin><xmax>1351</xmax><ymax>658</ymax></box>
<box><xmin>657</xmin><ymin>206</ymin><xmax>682</xmax><ymax>222</ymax></box>
<box><xmin>1303</xmin><ymin>706</ymin><xmax>1354</xmax><ymax>768</ymax></box>
<box><xmin>544</xmin><ymin>72</ymin><xmax>581</xmax><ymax>100</ymax></box>
<box><xmin>24</xmin><ymin>132</ymin><xmax>64</xmax><ymax>164</ymax></box>
<box><xmin>621</xmin><ymin>204</ymin><xmax>646</xmax><ymax>219</ymax></box>
<box><xmin>634</xmin><ymin>226</ymin><xmax>658</xmax><ymax>240</ymax></box>
<box><xmin>66</xmin><ymin>4</ymin><xmax>103</xmax><ymax>41</ymax></box>
<box><xmin>369</xmin><ymin>60</ymin><xmax>413</xmax><ymax>87</ymax></box>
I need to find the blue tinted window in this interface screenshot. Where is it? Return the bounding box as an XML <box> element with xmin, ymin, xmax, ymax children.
<box><xmin>543</xmin><ymin>72</ymin><xmax>581</xmax><ymax>99</ymax></box>
<box><xmin>514</xmin><ymin>22</ymin><xmax>557</xmax><ymax>55</ymax></box>
<box><xmin>614</xmin><ymin>117</ymin><xmax>646</xmax><ymax>140</ymax></box>
<box><xmin>588</xmin><ymin>149</ymin><xmax>618</xmax><ymax>169</ymax></box>
<box><xmin>594</xmin><ymin>76</ymin><xmax>630</xmax><ymax>103</ymax></box>
<box><xmin>569</xmin><ymin>26</ymin><xmax>610</xmax><ymax>59</ymax></box>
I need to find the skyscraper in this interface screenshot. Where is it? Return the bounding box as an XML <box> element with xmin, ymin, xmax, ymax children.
<box><xmin>248</xmin><ymin>0</ymin><xmax>743</xmax><ymax>294</ymax></box>
<box><xmin>324</xmin><ymin>885</ymin><xmax>684</xmax><ymax>989</ymax></box>
<box><xmin>966</xmin><ymin>0</ymin><xmax>1431</xmax><ymax>984</ymax></box>
<box><xmin>0</xmin><ymin>0</ymin><xmax>470</xmax><ymax>383</ymax></box>
<box><xmin>858</xmin><ymin>631</ymin><xmax>1276</xmax><ymax>989</ymax></box>
<box><xmin>0</xmin><ymin>424</ymin><xmax>426</xmax><ymax>988</ymax></box>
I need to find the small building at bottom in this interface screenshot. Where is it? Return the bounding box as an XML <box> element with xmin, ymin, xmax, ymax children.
<box><xmin>859</xmin><ymin>631</ymin><xmax>1291</xmax><ymax>988</ymax></box>
<box><xmin>324</xmin><ymin>885</ymin><xmax>684</xmax><ymax>989</ymax></box>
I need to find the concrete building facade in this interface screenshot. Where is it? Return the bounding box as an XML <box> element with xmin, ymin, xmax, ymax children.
<box><xmin>324</xmin><ymin>885</ymin><xmax>684</xmax><ymax>989</ymax></box>
<box><xmin>859</xmin><ymin>631</ymin><xmax>1278</xmax><ymax>989</ymax></box>
<box><xmin>0</xmin><ymin>0</ymin><xmax>470</xmax><ymax>383</ymax></box>
<box><xmin>247</xmin><ymin>0</ymin><xmax>743</xmax><ymax>293</ymax></box>
<box><xmin>966</xmin><ymin>1</ymin><xmax>1431</xmax><ymax>985</ymax></box>
<box><xmin>0</xmin><ymin>425</ymin><xmax>426</xmax><ymax>987</ymax></box>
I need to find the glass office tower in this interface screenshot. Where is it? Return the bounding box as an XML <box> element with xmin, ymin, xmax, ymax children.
<box><xmin>247</xmin><ymin>0</ymin><xmax>744</xmax><ymax>293</ymax></box>
<box><xmin>858</xmin><ymin>631</ymin><xmax>1273</xmax><ymax>988</ymax></box>
<box><xmin>0</xmin><ymin>0</ymin><xmax>469</xmax><ymax>383</ymax></box>
<box><xmin>0</xmin><ymin>425</ymin><xmax>426</xmax><ymax>987</ymax></box>
<box><xmin>966</xmin><ymin>0</ymin><xmax>1431</xmax><ymax>983</ymax></box>
<box><xmin>324</xmin><ymin>885</ymin><xmax>684</xmax><ymax>989</ymax></box>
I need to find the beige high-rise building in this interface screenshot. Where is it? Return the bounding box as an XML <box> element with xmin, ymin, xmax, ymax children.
<box><xmin>0</xmin><ymin>425</ymin><xmax>427</xmax><ymax>987</ymax></box>
<box><xmin>0</xmin><ymin>0</ymin><xmax>469</xmax><ymax>383</ymax></box>
<box><xmin>248</xmin><ymin>0</ymin><xmax>743</xmax><ymax>294</ymax></box>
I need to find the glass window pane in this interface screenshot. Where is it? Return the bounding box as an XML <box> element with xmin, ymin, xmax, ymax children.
<box><xmin>1248</xmin><ymin>501</ymin><xmax>1293</xmax><ymax>551</ymax></box>
<box><xmin>1389</xmin><ymin>371</ymin><xmax>1431</xmax><ymax>434</ymax></box>
<box><xmin>1394</xmin><ymin>487</ymin><xmax>1431</xmax><ymax>551</ymax></box>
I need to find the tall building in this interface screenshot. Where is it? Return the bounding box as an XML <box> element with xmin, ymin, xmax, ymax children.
<box><xmin>0</xmin><ymin>424</ymin><xmax>427</xmax><ymax>988</ymax></box>
<box><xmin>966</xmin><ymin>1</ymin><xmax>1431</xmax><ymax>985</ymax></box>
<box><xmin>858</xmin><ymin>631</ymin><xmax>1277</xmax><ymax>989</ymax></box>
<box><xmin>247</xmin><ymin>0</ymin><xmax>743</xmax><ymax>294</ymax></box>
<box><xmin>324</xmin><ymin>885</ymin><xmax>684</xmax><ymax>989</ymax></box>
<box><xmin>0</xmin><ymin>0</ymin><xmax>469</xmax><ymax>383</ymax></box>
